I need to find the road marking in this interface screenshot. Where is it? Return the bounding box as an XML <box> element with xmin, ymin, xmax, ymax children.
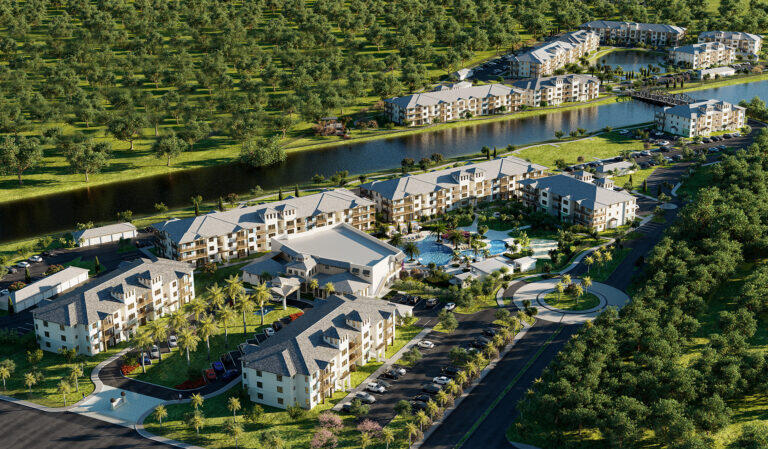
<box><xmin>453</xmin><ymin>326</ymin><xmax>564</xmax><ymax>449</ymax></box>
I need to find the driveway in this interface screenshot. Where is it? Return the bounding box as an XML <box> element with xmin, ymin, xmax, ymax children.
<box><xmin>0</xmin><ymin>400</ymin><xmax>172</xmax><ymax>449</ymax></box>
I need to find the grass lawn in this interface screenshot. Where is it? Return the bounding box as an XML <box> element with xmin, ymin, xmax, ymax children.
<box><xmin>587</xmin><ymin>248</ymin><xmax>631</xmax><ymax>283</ymax></box>
<box><xmin>677</xmin><ymin>164</ymin><xmax>715</xmax><ymax>201</ymax></box>
<box><xmin>541</xmin><ymin>291</ymin><xmax>600</xmax><ymax>311</ymax></box>
<box><xmin>613</xmin><ymin>167</ymin><xmax>656</xmax><ymax>192</ymax></box>
<box><xmin>385</xmin><ymin>324</ymin><xmax>422</xmax><ymax>359</ymax></box>
<box><xmin>516</xmin><ymin>132</ymin><xmax>645</xmax><ymax>168</ymax></box>
<box><xmin>65</xmin><ymin>256</ymin><xmax>97</xmax><ymax>275</ymax></box>
<box><xmin>669</xmin><ymin>72</ymin><xmax>768</xmax><ymax>94</ymax></box>
<box><xmin>0</xmin><ymin>335</ymin><xmax>128</xmax><ymax>408</ymax></box>
<box><xmin>455</xmin><ymin>287</ymin><xmax>500</xmax><ymax>315</ymax></box>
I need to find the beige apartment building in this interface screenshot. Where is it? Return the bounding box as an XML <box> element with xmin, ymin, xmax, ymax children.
<box><xmin>655</xmin><ymin>99</ymin><xmax>746</xmax><ymax>137</ymax></box>
<box><xmin>699</xmin><ymin>31</ymin><xmax>763</xmax><ymax>56</ymax></box>
<box><xmin>669</xmin><ymin>42</ymin><xmax>734</xmax><ymax>69</ymax></box>
<box><xmin>512</xmin><ymin>74</ymin><xmax>600</xmax><ymax>107</ymax></box>
<box><xmin>510</xmin><ymin>30</ymin><xmax>599</xmax><ymax>78</ymax></box>
<box><xmin>384</xmin><ymin>83</ymin><xmax>523</xmax><ymax>126</ymax></box>
<box><xmin>517</xmin><ymin>174</ymin><xmax>637</xmax><ymax>231</ymax></box>
<box><xmin>33</xmin><ymin>259</ymin><xmax>195</xmax><ymax>356</ymax></box>
<box><xmin>580</xmin><ymin>20</ymin><xmax>686</xmax><ymax>47</ymax></box>
<box><xmin>151</xmin><ymin>190</ymin><xmax>375</xmax><ymax>266</ymax></box>
<box><xmin>359</xmin><ymin>156</ymin><xmax>548</xmax><ymax>226</ymax></box>
<box><xmin>241</xmin><ymin>295</ymin><xmax>412</xmax><ymax>410</ymax></box>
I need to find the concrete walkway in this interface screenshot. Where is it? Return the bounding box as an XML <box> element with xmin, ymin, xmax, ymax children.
<box><xmin>331</xmin><ymin>327</ymin><xmax>433</xmax><ymax>411</ymax></box>
<box><xmin>512</xmin><ymin>278</ymin><xmax>630</xmax><ymax>324</ymax></box>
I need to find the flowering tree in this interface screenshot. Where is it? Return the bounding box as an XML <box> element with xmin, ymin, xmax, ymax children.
<box><xmin>317</xmin><ymin>412</ymin><xmax>343</xmax><ymax>431</ymax></box>
<box><xmin>357</xmin><ymin>419</ymin><xmax>382</xmax><ymax>436</ymax></box>
<box><xmin>310</xmin><ymin>428</ymin><xmax>338</xmax><ymax>449</ymax></box>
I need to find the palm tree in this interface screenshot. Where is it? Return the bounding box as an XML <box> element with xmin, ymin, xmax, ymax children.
<box><xmin>148</xmin><ymin>321</ymin><xmax>168</xmax><ymax>360</ymax></box>
<box><xmin>168</xmin><ymin>310</ymin><xmax>187</xmax><ymax>335</ymax></box>
<box><xmin>207</xmin><ymin>283</ymin><xmax>226</xmax><ymax>310</ymax></box>
<box><xmin>435</xmin><ymin>390</ymin><xmax>451</xmax><ymax>408</ymax></box>
<box><xmin>582</xmin><ymin>276</ymin><xmax>592</xmax><ymax>294</ymax></box>
<box><xmin>308</xmin><ymin>278</ymin><xmax>319</xmax><ymax>297</ymax></box>
<box><xmin>415</xmin><ymin>410</ymin><xmax>431</xmax><ymax>430</ymax></box>
<box><xmin>402</xmin><ymin>242</ymin><xmax>420</xmax><ymax>261</ymax></box>
<box><xmin>154</xmin><ymin>405</ymin><xmax>168</xmax><ymax>426</ymax></box>
<box><xmin>24</xmin><ymin>372</ymin><xmax>37</xmax><ymax>393</ymax></box>
<box><xmin>189</xmin><ymin>298</ymin><xmax>208</xmax><ymax>322</ymax></box>
<box><xmin>455</xmin><ymin>371</ymin><xmax>468</xmax><ymax>388</ymax></box>
<box><xmin>448</xmin><ymin>230</ymin><xmax>465</xmax><ymax>248</ymax></box>
<box><xmin>228</xmin><ymin>397</ymin><xmax>241</xmax><ymax>421</ymax></box>
<box><xmin>225</xmin><ymin>274</ymin><xmax>243</xmax><ymax>303</ymax></box>
<box><xmin>406</xmin><ymin>422</ymin><xmax>420</xmax><ymax>446</ymax></box>
<box><xmin>445</xmin><ymin>379</ymin><xmax>462</xmax><ymax>396</ymax></box>
<box><xmin>426</xmin><ymin>400</ymin><xmax>440</xmax><ymax>419</ymax></box>
<box><xmin>584</xmin><ymin>256</ymin><xmax>594</xmax><ymax>273</ymax></box>
<box><xmin>134</xmin><ymin>331</ymin><xmax>153</xmax><ymax>373</ymax></box>
<box><xmin>555</xmin><ymin>282</ymin><xmax>565</xmax><ymax>301</ymax></box>
<box><xmin>0</xmin><ymin>365</ymin><xmax>9</xmax><ymax>390</ymax></box>
<box><xmin>431</xmin><ymin>223</ymin><xmax>447</xmax><ymax>242</ymax></box>
<box><xmin>253</xmin><ymin>283</ymin><xmax>271</xmax><ymax>325</ymax></box>
<box><xmin>324</xmin><ymin>282</ymin><xmax>335</xmax><ymax>297</ymax></box>
<box><xmin>382</xmin><ymin>427</ymin><xmax>395</xmax><ymax>449</ymax></box>
<box><xmin>190</xmin><ymin>195</ymin><xmax>203</xmax><ymax>216</ymax></box>
<box><xmin>603</xmin><ymin>251</ymin><xmax>613</xmax><ymax>264</ymax></box>
<box><xmin>217</xmin><ymin>305</ymin><xmax>237</xmax><ymax>345</ymax></box>
<box><xmin>226</xmin><ymin>419</ymin><xmax>244</xmax><ymax>449</ymax></box>
<box><xmin>198</xmin><ymin>314</ymin><xmax>217</xmax><ymax>361</ymax></box>
<box><xmin>189</xmin><ymin>410</ymin><xmax>205</xmax><ymax>435</ymax></box>
<box><xmin>191</xmin><ymin>393</ymin><xmax>204</xmax><ymax>410</ymax></box>
<box><xmin>178</xmin><ymin>327</ymin><xmax>200</xmax><ymax>367</ymax></box>
<box><xmin>360</xmin><ymin>432</ymin><xmax>373</xmax><ymax>449</ymax></box>
<box><xmin>388</xmin><ymin>233</ymin><xmax>403</xmax><ymax>248</ymax></box>
<box><xmin>237</xmin><ymin>294</ymin><xmax>255</xmax><ymax>335</ymax></box>
<box><xmin>69</xmin><ymin>365</ymin><xmax>83</xmax><ymax>393</ymax></box>
<box><xmin>58</xmin><ymin>380</ymin><xmax>71</xmax><ymax>406</ymax></box>
<box><xmin>562</xmin><ymin>274</ymin><xmax>572</xmax><ymax>285</ymax></box>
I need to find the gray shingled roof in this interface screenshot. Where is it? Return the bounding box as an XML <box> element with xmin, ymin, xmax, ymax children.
<box><xmin>241</xmin><ymin>295</ymin><xmax>409</xmax><ymax>376</ymax></box>
<box><xmin>511</xmin><ymin>74</ymin><xmax>599</xmax><ymax>92</ymax></box>
<box><xmin>512</xmin><ymin>31</ymin><xmax>596</xmax><ymax>64</ymax></box>
<box><xmin>519</xmin><ymin>174</ymin><xmax>635</xmax><ymax>210</ymax></box>
<box><xmin>671</xmin><ymin>42</ymin><xmax>727</xmax><ymax>55</ymax></box>
<box><xmin>151</xmin><ymin>189</ymin><xmax>373</xmax><ymax>244</ymax></box>
<box><xmin>361</xmin><ymin>156</ymin><xmax>548</xmax><ymax>201</ymax></box>
<box><xmin>581</xmin><ymin>20</ymin><xmax>686</xmax><ymax>35</ymax></box>
<box><xmin>699</xmin><ymin>31</ymin><xmax>762</xmax><ymax>43</ymax></box>
<box><xmin>662</xmin><ymin>99</ymin><xmax>744</xmax><ymax>119</ymax></box>
<box><xmin>72</xmin><ymin>223</ymin><xmax>136</xmax><ymax>241</ymax></box>
<box><xmin>5</xmin><ymin>266</ymin><xmax>89</xmax><ymax>304</ymax></box>
<box><xmin>384</xmin><ymin>84</ymin><xmax>523</xmax><ymax>110</ymax></box>
<box><xmin>32</xmin><ymin>258</ymin><xmax>193</xmax><ymax>326</ymax></box>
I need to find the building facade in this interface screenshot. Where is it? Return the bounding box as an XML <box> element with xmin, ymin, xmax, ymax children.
<box><xmin>152</xmin><ymin>190</ymin><xmax>375</xmax><ymax>266</ymax></box>
<box><xmin>242</xmin><ymin>223</ymin><xmax>404</xmax><ymax>297</ymax></box>
<box><xmin>241</xmin><ymin>295</ymin><xmax>412</xmax><ymax>410</ymax></box>
<box><xmin>517</xmin><ymin>174</ymin><xmax>637</xmax><ymax>231</ymax></box>
<box><xmin>32</xmin><ymin>259</ymin><xmax>195</xmax><ymax>356</ymax></box>
<box><xmin>384</xmin><ymin>83</ymin><xmax>524</xmax><ymax>126</ymax></box>
<box><xmin>580</xmin><ymin>20</ymin><xmax>686</xmax><ymax>47</ymax></box>
<box><xmin>510</xmin><ymin>30</ymin><xmax>599</xmax><ymax>78</ymax></box>
<box><xmin>698</xmin><ymin>31</ymin><xmax>763</xmax><ymax>56</ymax></box>
<box><xmin>655</xmin><ymin>99</ymin><xmax>746</xmax><ymax>137</ymax></box>
<box><xmin>72</xmin><ymin>223</ymin><xmax>137</xmax><ymax>248</ymax></box>
<box><xmin>512</xmin><ymin>74</ymin><xmax>601</xmax><ymax>107</ymax></box>
<box><xmin>359</xmin><ymin>157</ymin><xmax>548</xmax><ymax>226</ymax></box>
<box><xmin>669</xmin><ymin>42</ymin><xmax>734</xmax><ymax>69</ymax></box>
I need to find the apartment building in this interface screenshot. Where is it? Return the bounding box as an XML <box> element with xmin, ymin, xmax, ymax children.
<box><xmin>384</xmin><ymin>83</ymin><xmax>524</xmax><ymax>126</ymax></box>
<box><xmin>32</xmin><ymin>259</ymin><xmax>195</xmax><ymax>356</ymax></box>
<box><xmin>517</xmin><ymin>174</ymin><xmax>637</xmax><ymax>231</ymax></box>
<box><xmin>669</xmin><ymin>42</ymin><xmax>734</xmax><ymax>69</ymax></box>
<box><xmin>359</xmin><ymin>156</ymin><xmax>548</xmax><ymax>226</ymax></box>
<box><xmin>655</xmin><ymin>99</ymin><xmax>746</xmax><ymax>137</ymax></box>
<box><xmin>151</xmin><ymin>190</ymin><xmax>375</xmax><ymax>266</ymax></box>
<box><xmin>510</xmin><ymin>30</ymin><xmax>599</xmax><ymax>78</ymax></box>
<box><xmin>699</xmin><ymin>31</ymin><xmax>763</xmax><ymax>56</ymax></box>
<box><xmin>512</xmin><ymin>74</ymin><xmax>601</xmax><ymax>107</ymax></box>
<box><xmin>241</xmin><ymin>294</ymin><xmax>412</xmax><ymax>410</ymax></box>
<box><xmin>580</xmin><ymin>20</ymin><xmax>686</xmax><ymax>47</ymax></box>
<box><xmin>242</xmin><ymin>223</ymin><xmax>404</xmax><ymax>297</ymax></box>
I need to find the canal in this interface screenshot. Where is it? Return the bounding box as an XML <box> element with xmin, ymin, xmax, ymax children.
<box><xmin>1</xmin><ymin>80</ymin><xmax>767</xmax><ymax>243</ymax></box>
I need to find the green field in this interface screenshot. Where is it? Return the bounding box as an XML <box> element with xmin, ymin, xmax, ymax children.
<box><xmin>516</xmin><ymin>132</ymin><xmax>645</xmax><ymax>168</ymax></box>
<box><xmin>541</xmin><ymin>291</ymin><xmax>600</xmax><ymax>311</ymax></box>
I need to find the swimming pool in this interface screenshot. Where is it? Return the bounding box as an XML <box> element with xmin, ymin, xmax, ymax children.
<box><xmin>414</xmin><ymin>237</ymin><xmax>508</xmax><ymax>266</ymax></box>
<box><xmin>460</xmin><ymin>240</ymin><xmax>508</xmax><ymax>259</ymax></box>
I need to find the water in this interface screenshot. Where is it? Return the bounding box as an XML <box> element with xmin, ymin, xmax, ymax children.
<box><xmin>2</xmin><ymin>80</ymin><xmax>767</xmax><ymax>243</ymax></box>
<box><xmin>595</xmin><ymin>50</ymin><xmax>667</xmax><ymax>73</ymax></box>
<box><xmin>415</xmin><ymin>236</ymin><xmax>455</xmax><ymax>266</ymax></box>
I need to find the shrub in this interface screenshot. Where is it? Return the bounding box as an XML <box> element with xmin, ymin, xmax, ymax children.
<box><xmin>287</xmin><ymin>404</ymin><xmax>306</xmax><ymax>420</ymax></box>
<box><xmin>318</xmin><ymin>412</ymin><xmax>343</xmax><ymax>430</ymax></box>
<box><xmin>357</xmin><ymin>419</ymin><xmax>382</xmax><ymax>435</ymax></box>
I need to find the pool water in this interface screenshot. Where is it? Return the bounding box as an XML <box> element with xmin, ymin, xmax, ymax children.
<box><xmin>460</xmin><ymin>240</ymin><xmax>508</xmax><ymax>260</ymax></box>
<box><xmin>415</xmin><ymin>237</ymin><xmax>508</xmax><ymax>266</ymax></box>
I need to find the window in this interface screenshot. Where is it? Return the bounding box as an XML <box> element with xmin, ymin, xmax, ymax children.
<box><xmin>44</xmin><ymin>331</ymin><xmax>49</xmax><ymax>338</ymax></box>
<box><xmin>277</xmin><ymin>386</ymin><xmax>283</xmax><ymax>393</ymax></box>
<box><xmin>257</xmin><ymin>393</ymin><xmax>263</xmax><ymax>400</ymax></box>
<box><xmin>43</xmin><ymin>321</ymin><xmax>48</xmax><ymax>327</ymax></box>
<box><xmin>92</xmin><ymin>322</ymin><xmax>98</xmax><ymax>329</ymax></box>
<box><xmin>45</xmin><ymin>342</ymin><xmax>51</xmax><ymax>348</ymax></box>
<box><xmin>257</xmin><ymin>370</ymin><xmax>262</xmax><ymax>377</ymax></box>
<box><xmin>59</xmin><ymin>325</ymin><xmax>65</xmax><ymax>331</ymax></box>
<box><xmin>257</xmin><ymin>382</ymin><xmax>263</xmax><ymax>388</ymax></box>
<box><xmin>276</xmin><ymin>375</ymin><xmax>283</xmax><ymax>382</ymax></box>
<box><xmin>277</xmin><ymin>398</ymin><xmax>284</xmax><ymax>405</ymax></box>
<box><xmin>61</xmin><ymin>335</ymin><xmax>67</xmax><ymax>342</ymax></box>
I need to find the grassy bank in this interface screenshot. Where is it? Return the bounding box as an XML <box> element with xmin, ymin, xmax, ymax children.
<box><xmin>516</xmin><ymin>131</ymin><xmax>644</xmax><ymax>167</ymax></box>
<box><xmin>669</xmin><ymin>72</ymin><xmax>768</xmax><ymax>94</ymax></box>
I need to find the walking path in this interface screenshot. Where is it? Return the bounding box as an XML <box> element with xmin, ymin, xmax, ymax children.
<box><xmin>331</xmin><ymin>327</ymin><xmax>433</xmax><ymax>411</ymax></box>
<box><xmin>512</xmin><ymin>278</ymin><xmax>630</xmax><ymax>324</ymax></box>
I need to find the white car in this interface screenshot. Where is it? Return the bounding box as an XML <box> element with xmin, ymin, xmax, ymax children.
<box><xmin>417</xmin><ymin>340</ymin><xmax>435</xmax><ymax>349</ymax></box>
<box><xmin>29</xmin><ymin>255</ymin><xmax>43</xmax><ymax>263</ymax></box>
<box><xmin>355</xmin><ymin>392</ymin><xmax>376</xmax><ymax>404</ymax></box>
<box><xmin>432</xmin><ymin>376</ymin><xmax>450</xmax><ymax>385</ymax></box>
<box><xmin>444</xmin><ymin>303</ymin><xmax>456</xmax><ymax>311</ymax></box>
<box><xmin>168</xmin><ymin>335</ymin><xmax>178</xmax><ymax>347</ymax></box>
<box><xmin>150</xmin><ymin>345</ymin><xmax>160</xmax><ymax>358</ymax></box>
<box><xmin>390</xmin><ymin>366</ymin><xmax>407</xmax><ymax>376</ymax></box>
<box><xmin>264</xmin><ymin>328</ymin><xmax>275</xmax><ymax>337</ymax></box>
<box><xmin>16</xmin><ymin>261</ymin><xmax>30</xmax><ymax>268</ymax></box>
<box><xmin>366</xmin><ymin>382</ymin><xmax>386</xmax><ymax>394</ymax></box>
<box><xmin>0</xmin><ymin>289</ymin><xmax>9</xmax><ymax>296</ymax></box>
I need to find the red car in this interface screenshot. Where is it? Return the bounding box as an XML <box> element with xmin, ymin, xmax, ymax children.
<box><xmin>204</xmin><ymin>368</ymin><xmax>217</xmax><ymax>381</ymax></box>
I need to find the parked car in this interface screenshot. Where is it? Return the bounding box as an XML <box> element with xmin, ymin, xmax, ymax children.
<box><xmin>340</xmin><ymin>403</ymin><xmax>353</xmax><ymax>413</ymax></box>
<box><xmin>422</xmin><ymin>383</ymin><xmax>442</xmax><ymax>395</ymax></box>
<box><xmin>702</xmin><ymin>137</ymin><xmax>712</xmax><ymax>143</ymax></box>
<box><xmin>641</xmin><ymin>150</ymin><xmax>651</xmax><ymax>156</ymax></box>
<box><xmin>723</xmin><ymin>133</ymin><xmax>732</xmax><ymax>139</ymax></box>
<box><xmin>264</xmin><ymin>327</ymin><xmax>275</xmax><ymax>337</ymax></box>
<box><xmin>0</xmin><ymin>289</ymin><xmax>9</xmax><ymax>296</ymax></box>
<box><xmin>212</xmin><ymin>361</ymin><xmax>226</xmax><ymax>374</ymax></box>
<box><xmin>482</xmin><ymin>328</ymin><xmax>498</xmax><ymax>338</ymax></box>
<box><xmin>417</xmin><ymin>340</ymin><xmax>435</xmax><ymax>349</ymax></box>
<box><xmin>272</xmin><ymin>321</ymin><xmax>283</xmax><ymax>331</ymax></box>
<box><xmin>476</xmin><ymin>336</ymin><xmax>491</xmax><ymax>345</ymax></box>
<box><xmin>444</xmin><ymin>302</ymin><xmax>456</xmax><ymax>311</ymax></box>
<box><xmin>355</xmin><ymin>392</ymin><xmax>376</xmax><ymax>404</ymax></box>
<box><xmin>366</xmin><ymin>382</ymin><xmax>386</xmax><ymax>394</ymax></box>
<box><xmin>391</xmin><ymin>366</ymin><xmax>407</xmax><ymax>376</ymax></box>
<box><xmin>673</xmin><ymin>154</ymin><xmax>683</xmax><ymax>161</ymax></box>
<box><xmin>221</xmin><ymin>369</ymin><xmax>239</xmax><ymax>381</ymax></box>
<box><xmin>425</xmin><ymin>298</ymin><xmax>438</xmax><ymax>308</ymax></box>
<box><xmin>138</xmin><ymin>353</ymin><xmax>152</xmax><ymax>365</ymax></box>
<box><xmin>432</xmin><ymin>376</ymin><xmax>450</xmax><ymax>385</ymax></box>
<box><xmin>16</xmin><ymin>261</ymin><xmax>30</xmax><ymax>268</ymax></box>
<box><xmin>150</xmin><ymin>345</ymin><xmax>160</xmax><ymax>359</ymax></box>
<box><xmin>29</xmin><ymin>255</ymin><xmax>43</xmax><ymax>263</ymax></box>
<box><xmin>411</xmin><ymin>400</ymin><xmax>429</xmax><ymax>411</ymax></box>
<box><xmin>413</xmin><ymin>394</ymin><xmax>432</xmax><ymax>403</ymax></box>
<box><xmin>205</xmin><ymin>368</ymin><xmax>217</xmax><ymax>381</ymax></box>
<box><xmin>382</xmin><ymin>369</ymin><xmax>401</xmax><ymax>380</ymax></box>
<box><xmin>442</xmin><ymin>365</ymin><xmax>460</xmax><ymax>376</ymax></box>
<box><xmin>168</xmin><ymin>335</ymin><xmax>178</xmax><ymax>347</ymax></box>
<box><xmin>375</xmin><ymin>379</ymin><xmax>391</xmax><ymax>389</ymax></box>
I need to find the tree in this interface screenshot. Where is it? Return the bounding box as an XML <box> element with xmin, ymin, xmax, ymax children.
<box><xmin>217</xmin><ymin>305</ymin><xmax>237</xmax><ymax>345</ymax></box>
<box><xmin>228</xmin><ymin>396</ymin><xmax>242</xmax><ymax>421</ymax></box>
<box><xmin>382</xmin><ymin>427</ymin><xmax>395</xmax><ymax>449</ymax></box>
<box><xmin>198</xmin><ymin>314</ymin><xmax>217</xmax><ymax>361</ymax></box>
<box><xmin>147</xmin><ymin>320</ymin><xmax>168</xmax><ymax>361</ymax></box>
<box><xmin>24</xmin><ymin>372</ymin><xmax>37</xmax><ymax>393</ymax></box>
<box><xmin>582</xmin><ymin>276</ymin><xmax>592</xmax><ymax>294</ymax></box>
<box><xmin>58</xmin><ymin>379</ymin><xmax>71</xmax><ymax>406</ymax></box>
<box><xmin>152</xmin><ymin>131</ymin><xmax>188</xmax><ymax>166</ymax></box>
<box><xmin>189</xmin><ymin>410</ymin><xmax>205</xmax><ymax>435</ymax></box>
<box><xmin>190</xmin><ymin>195</ymin><xmax>203</xmax><ymax>216</ymax></box>
<box><xmin>406</xmin><ymin>422</ymin><xmax>421</xmax><ymax>445</ymax></box>
<box><xmin>0</xmin><ymin>136</ymin><xmax>43</xmax><ymax>185</ymax></box>
<box><xmin>253</xmin><ymin>282</ymin><xmax>271</xmax><ymax>325</ymax></box>
<box><xmin>402</xmin><ymin>242</ymin><xmax>420</xmax><ymax>261</ymax></box>
<box><xmin>107</xmin><ymin>113</ymin><xmax>144</xmax><ymax>151</ymax></box>
<box><xmin>190</xmin><ymin>393</ymin><xmax>204</xmax><ymax>411</ymax></box>
<box><xmin>178</xmin><ymin>327</ymin><xmax>200</xmax><ymax>367</ymax></box>
<box><xmin>179</xmin><ymin>120</ymin><xmax>210</xmax><ymax>151</ymax></box>
<box><xmin>0</xmin><ymin>365</ymin><xmax>11</xmax><ymax>390</ymax></box>
<box><xmin>154</xmin><ymin>202</ymin><xmax>168</xmax><ymax>216</ymax></box>
<box><xmin>64</xmin><ymin>140</ymin><xmax>112</xmax><ymax>182</ymax></box>
<box><xmin>226</xmin><ymin>419</ymin><xmax>244</xmax><ymax>449</ymax></box>
<box><xmin>438</xmin><ymin>309</ymin><xmax>458</xmax><ymax>333</ymax></box>
<box><xmin>237</xmin><ymin>294</ymin><xmax>255</xmax><ymax>335</ymax></box>
<box><xmin>153</xmin><ymin>405</ymin><xmax>168</xmax><ymax>426</ymax></box>
<box><xmin>731</xmin><ymin>422</ymin><xmax>768</xmax><ymax>449</ymax></box>
<box><xmin>324</xmin><ymin>282</ymin><xmax>335</xmax><ymax>297</ymax></box>
<box><xmin>240</xmin><ymin>136</ymin><xmax>286</xmax><ymax>168</ymax></box>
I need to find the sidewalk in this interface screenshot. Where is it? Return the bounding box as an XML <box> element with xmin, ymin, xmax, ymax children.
<box><xmin>331</xmin><ymin>327</ymin><xmax>433</xmax><ymax>411</ymax></box>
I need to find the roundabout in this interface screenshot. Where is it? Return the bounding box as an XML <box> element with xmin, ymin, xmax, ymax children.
<box><xmin>512</xmin><ymin>277</ymin><xmax>631</xmax><ymax>324</ymax></box>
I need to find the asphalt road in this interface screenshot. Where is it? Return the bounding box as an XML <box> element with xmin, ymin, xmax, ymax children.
<box><xmin>0</xmin><ymin>400</ymin><xmax>171</xmax><ymax>449</ymax></box>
